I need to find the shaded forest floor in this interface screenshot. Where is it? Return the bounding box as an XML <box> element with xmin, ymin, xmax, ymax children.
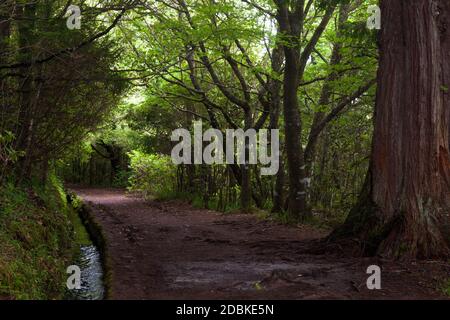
<box><xmin>71</xmin><ymin>187</ymin><xmax>450</xmax><ymax>300</ymax></box>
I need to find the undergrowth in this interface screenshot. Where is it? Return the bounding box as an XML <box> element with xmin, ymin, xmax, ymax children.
<box><xmin>0</xmin><ymin>173</ymin><xmax>79</xmax><ymax>299</ymax></box>
<box><xmin>442</xmin><ymin>278</ymin><xmax>450</xmax><ymax>297</ymax></box>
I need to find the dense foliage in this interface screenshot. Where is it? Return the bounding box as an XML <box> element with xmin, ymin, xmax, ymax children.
<box><xmin>56</xmin><ymin>0</ymin><xmax>378</xmax><ymax>223</ymax></box>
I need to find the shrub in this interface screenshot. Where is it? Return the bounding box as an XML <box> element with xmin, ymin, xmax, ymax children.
<box><xmin>127</xmin><ymin>151</ymin><xmax>176</xmax><ymax>198</ymax></box>
<box><xmin>112</xmin><ymin>169</ymin><xmax>131</xmax><ymax>188</ymax></box>
<box><xmin>0</xmin><ymin>131</ymin><xmax>24</xmax><ymax>183</ymax></box>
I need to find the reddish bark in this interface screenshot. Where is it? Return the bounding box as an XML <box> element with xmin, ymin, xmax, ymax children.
<box><xmin>333</xmin><ymin>0</ymin><xmax>450</xmax><ymax>259</ymax></box>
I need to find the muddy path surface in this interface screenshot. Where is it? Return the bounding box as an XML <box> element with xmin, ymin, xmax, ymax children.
<box><xmin>71</xmin><ymin>187</ymin><xmax>449</xmax><ymax>300</ymax></box>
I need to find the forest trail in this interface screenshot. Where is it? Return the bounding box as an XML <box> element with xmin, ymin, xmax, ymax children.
<box><xmin>71</xmin><ymin>187</ymin><xmax>449</xmax><ymax>300</ymax></box>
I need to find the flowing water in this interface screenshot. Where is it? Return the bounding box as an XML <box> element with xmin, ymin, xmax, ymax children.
<box><xmin>66</xmin><ymin>245</ymin><xmax>105</xmax><ymax>300</ymax></box>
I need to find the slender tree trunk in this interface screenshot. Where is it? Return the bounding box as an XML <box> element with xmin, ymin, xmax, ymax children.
<box><xmin>240</xmin><ymin>110</ymin><xmax>253</xmax><ymax>212</ymax></box>
<box><xmin>282</xmin><ymin>50</ymin><xmax>308</xmax><ymax>219</ymax></box>
<box><xmin>0</xmin><ymin>2</ymin><xmax>12</xmax><ymax>65</ymax></box>
<box><xmin>272</xmin><ymin>155</ymin><xmax>285</xmax><ymax>213</ymax></box>
<box><xmin>0</xmin><ymin>2</ymin><xmax>12</xmax><ymax>175</ymax></box>
<box><xmin>15</xmin><ymin>2</ymin><xmax>37</xmax><ymax>181</ymax></box>
<box><xmin>269</xmin><ymin>45</ymin><xmax>285</xmax><ymax>213</ymax></box>
<box><xmin>276</xmin><ymin>2</ymin><xmax>309</xmax><ymax>220</ymax></box>
<box><xmin>185</xmin><ymin>103</ymin><xmax>196</xmax><ymax>193</ymax></box>
<box><xmin>304</xmin><ymin>3</ymin><xmax>351</xmax><ymax>176</ymax></box>
<box><xmin>275</xmin><ymin>1</ymin><xmax>335</xmax><ymax>220</ymax></box>
<box><xmin>332</xmin><ymin>0</ymin><xmax>450</xmax><ymax>259</ymax></box>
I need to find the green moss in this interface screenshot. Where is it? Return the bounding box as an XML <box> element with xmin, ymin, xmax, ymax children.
<box><xmin>0</xmin><ymin>173</ymin><xmax>78</xmax><ymax>299</ymax></box>
<box><xmin>68</xmin><ymin>210</ymin><xmax>91</xmax><ymax>246</ymax></box>
<box><xmin>66</xmin><ymin>197</ymin><xmax>91</xmax><ymax>247</ymax></box>
<box><xmin>441</xmin><ymin>278</ymin><xmax>450</xmax><ymax>296</ymax></box>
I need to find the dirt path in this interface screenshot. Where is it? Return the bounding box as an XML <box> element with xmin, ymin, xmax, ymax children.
<box><xmin>71</xmin><ymin>187</ymin><xmax>449</xmax><ymax>300</ymax></box>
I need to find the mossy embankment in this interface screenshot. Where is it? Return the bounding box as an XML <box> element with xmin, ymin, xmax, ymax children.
<box><xmin>0</xmin><ymin>174</ymin><xmax>85</xmax><ymax>299</ymax></box>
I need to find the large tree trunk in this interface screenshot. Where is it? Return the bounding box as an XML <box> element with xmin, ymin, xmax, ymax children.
<box><xmin>440</xmin><ymin>1</ymin><xmax>450</xmax><ymax>149</ymax></box>
<box><xmin>332</xmin><ymin>0</ymin><xmax>450</xmax><ymax>259</ymax></box>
